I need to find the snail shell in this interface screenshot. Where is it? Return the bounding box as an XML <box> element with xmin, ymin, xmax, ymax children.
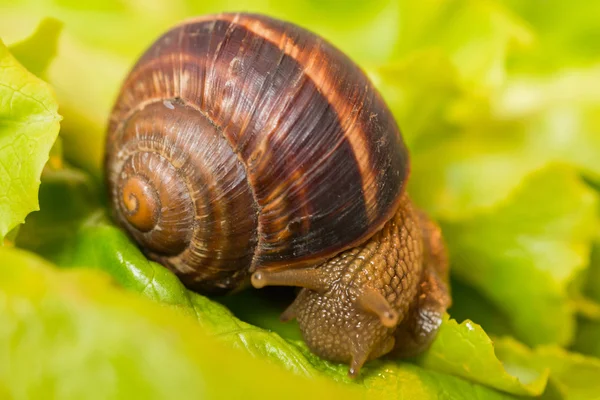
<box><xmin>105</xmin><ymin>13</ymin><xmax>409</xmax><ymax>294</ymax></box>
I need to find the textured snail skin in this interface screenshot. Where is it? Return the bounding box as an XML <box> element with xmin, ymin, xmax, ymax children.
<box><xmin>254</xmin><ymin>194</ymin><xmax>450</xmax><ymax>376</ymax></box>
<box><xmin>105</xmin><ymin>13</ymin><xmax>450</xmax><ymax>376</ymax></box>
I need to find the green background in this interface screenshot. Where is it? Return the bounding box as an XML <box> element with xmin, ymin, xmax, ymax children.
<box><xmin>0</xmin><ymin>0</ymin><xmax>599</xmax><ymax>398</ymax></box>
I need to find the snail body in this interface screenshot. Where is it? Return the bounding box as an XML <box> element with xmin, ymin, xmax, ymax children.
<box><xmin>105</xmin><ymin>13</ymin><xmax>450</xmax><ymax>376</ymax></box>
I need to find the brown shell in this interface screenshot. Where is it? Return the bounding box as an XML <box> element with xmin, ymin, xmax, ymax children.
<box><xmin>105</xmin><ymin>13</ymin><xmax>409</xmax><ymax>293</ymax></box>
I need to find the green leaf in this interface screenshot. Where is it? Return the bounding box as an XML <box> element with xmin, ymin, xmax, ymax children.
<box><xmin>367</xmin><ymin>50</ymin><xmax>467</xmax><ymax>152</ymax></box>
<box><xmin>365</xmin><ymin>7</ymin><xmax>600</xmax><ymax>223</ymax></box>
<box><xmin>227</xmin><ymin>284</ymin><xmax>549</xmax><ymax>396</ymax></box>
<box><xmin>8</xmin><ymin>18</ymin><xmax>63</xmax><ymax>79</ymax></box>
<box><xmin>390</xmin><ymin>0</ymin><xmax>532</xmax><ymax>88</ymax></box>
<box><xmin>572</xmin><ymin>317</ymin><xmax>600</xmax><ymax>359</ymax></box>
<box><xmin>5</xmin><ymin>73</ymin><xmax>551</xmax><ymax>394</ymax></box>
<box><xmin>571</xmin><ymin>243</ymin><xmax>600</xmax><ymax>359</ymax></box>
<box><xmin>495</xmin><ymin>338</ymin><xmax>600</xmax><ymax>400</ymax></box>
<box><xmin>502</xmin><ymin>0</ymin><xmax>600</xmax><ymax>73</ymax></box>
<box><xmin>0</xmin><ymin>39</ymin><xmax>61</xmax><ymax>241</ymax></box>
<box><xmin>4</xmin><ymin>1</ymin><xmax>600</xmax><ymax>397</ymax></box>
<box><xmin>7</xmin><ymin>116</ymin><xmax>551</xmax><ymax>397</ymax></box>
<box><xmin>494</xmin><ymin>66</ymin><xmax>600</xmax><ymax>178</ymax></box>
<box><xmin>417</xmin><ymin>316</ymin><xmax>548</xmax><ymax>396</ymax></box>
<box><xmin>294</xmin><ymin>347</ymin><xmax>521</xmax><ymax>400</ymax></box>
<box><xmin>15</xmin><ymin>165</ymin><xmax>102</xmax><ymax>260</ymax></box>
<box><xmin>379</xmin><ymin>61</ymin><xmax>600</xmax><ymax>222</ymax></box>
<box><xmin>43</xmin><ymin>220</ymin><xmax>540</xmax><ymax>397</ymax></box>
<box><xmin>441</xmin><ymin>165</ymin><xmax>599</xmax><ymax>346</ymax></box>
<box><xmin>0</xmin><ymin>246</ymin><xmax>360</xmax><ymax>400</ymax></box>
<box><xmin>56</xmin><ymin>221</ymin><xmax>206</xmax><ymax>311</ymax></box>
<box><xmin>447</xmin><ymin>278</ymin><xmax>514</xmax><ymax>338</ymax></box>
<box><xmin>583</xmin><ymin>242</ymin><xmax>600</xmax><ymax>304</ymax></box>
<box><xmin>9</xmin><ymin>225</ymin><xmax>525</xmax><ymax>399</ymax></box>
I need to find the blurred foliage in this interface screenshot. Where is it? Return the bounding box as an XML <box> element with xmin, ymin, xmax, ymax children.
<box><xmin>1</xmin><ymin>0</ymin><xmax>600</xmax><ymax>398</ymax></box>
<box><xmin>442</xmin><ymin>165</ymin><xmax>598</xmax><ymax>346</ymax></box>
<box><xmin>0</xmin><ymin>247</ymin><xmax>362</xmax><ymax>400</ymax></box>
<box><xmin>15</xmin><ymin>216</ymin><xmax>551</xmax><ymax>398</ymax></box>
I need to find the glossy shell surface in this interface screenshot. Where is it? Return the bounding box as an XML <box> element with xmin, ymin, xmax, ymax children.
<box><xmin>105</xmin><ymin>13</ymin><xmax>409</xmax><ymax>292</ymax></box>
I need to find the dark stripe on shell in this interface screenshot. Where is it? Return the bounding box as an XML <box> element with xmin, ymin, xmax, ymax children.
<box><xmin>106</xmin><ymin>13</ymin><xmax>408</xmax><ymax>290</ymax></box>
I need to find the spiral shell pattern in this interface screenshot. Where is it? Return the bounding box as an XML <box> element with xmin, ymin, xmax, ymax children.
<box><xmin>105</xmin><ymin>13</ymin><xmax>409</xmax><ymax>293</ymax></box>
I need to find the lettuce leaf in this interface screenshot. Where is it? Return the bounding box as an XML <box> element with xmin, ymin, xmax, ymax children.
<box><xmin>495</xmin><ymin>338</ymin><xmax>600</xmax><ymax>400</ymax></box>
<box><xmin>15</xmin><ymin>165</ymin><xmax>102</xmax><ymax>260</ymax></box>
<box><xmin>502</xmin><ymin>0</ymin><xmax>600</xmax><ymax>74</ymax></box>
<box><xmin>0</xmin><ymin>246</ymin><xmax>361</xmax><ymax>400</ymax></box>
<box><xmin>442</xmin><ymin>165</ymin><xmax>599</xmax><ymax>346</ymax></box>
<box><xmin>5</xmin><ymin>225</ymin><xmax>524</xmax><ymax>399</ymax></box>
<box><xmin>572</xmin><ymin>243</ymin><xmax>600</xmax><ymax>359</ymax></box>
<box><xmin>583</xmin><ymin>242</ymin><xmax>600</xmax><ymax>304</ymax></box>
<box><xmin>373</xmin><ymin>55</ymin><xmax>600</xmax><ymax>224</ymax></box>
<box><xmin>417</xmin><ymin>316</ymin><xmax>548</xmax><ymax>396</ymax></box>
<box><xmin>3</xmin><ymin>1</ymin><xmax>600</xmax><ymax>398</ymax></box>
<box><xmin>572</xmin><ymin>318</ymin><xmax>600</xmax><ymax>360</ymax></box>
<box><xmin>14</xmin><ymin>167</ymin><xmax>543</xmax><ymax>396</ymax></box>
<box><xmin>32</xmin><ymin>208</ymin><xmax>541</xmax><ymax>397</ymax></box>
<box><xmin>390</xmin><ymin>0</ymin><xmax>532</xmax><ymax>89</ymax></box>
<box><xmin>446</xmin><ymin>278</ymin><xmax>514</xmax><ymax>338</ymax></box>
<box><xmin>8</xmin><ymin>18</ymin><xmax>63</xmax><ymax>79</ymax></box>
<box><xmin>0</xmin><ymin>36</ymin><xmax>61</xmax><ymax>241</ymax></box>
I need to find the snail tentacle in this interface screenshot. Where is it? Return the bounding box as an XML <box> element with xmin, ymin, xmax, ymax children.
<box><xmin>105</xmin><ymin>13</ymin><xmax>450</xmax><ymax>376</ymax></box>
<box><xmin>250</xmin><ymin>267</ymin><xmax>328</xmax><ymax>292</ymax></box>
<box><xmin>356</xmin><ymin>288</ymin><xmax>399</xmax><ymax>328</ymax></box>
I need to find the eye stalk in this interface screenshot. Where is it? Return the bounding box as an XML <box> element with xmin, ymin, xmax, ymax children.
<box><xmin>104</xmin><ymin>13</ymin><xmax>449</xmax><ymax>376</ymax></box>
<box><xmin>250</xmin><ymin>194</ymin><xmax>450</xmax><ymax>378</ymax></box>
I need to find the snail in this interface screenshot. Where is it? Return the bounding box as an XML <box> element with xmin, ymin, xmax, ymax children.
<box><xmin>105</xmin><ymin>13</ymin><xmax>451</xmax><ymax>377</ymax></box>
